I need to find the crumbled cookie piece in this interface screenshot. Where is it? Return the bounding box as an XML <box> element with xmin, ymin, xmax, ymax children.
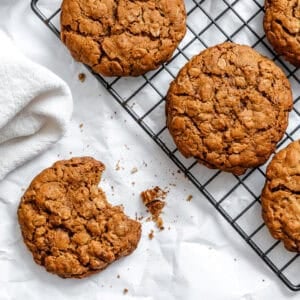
<box><xmin>115</xmin><ymin>160</ymin><xmax>121</xmax><ymax>171</ymax></box>
<box><xmin>123</xmin><ymin>288</ymin><xmax>129</xmax><ymax>295</ymax></box>
<box><xmin>262</xmin><ymin>140</ymin><xmax>300</xmax><ymax>252</ymax></box>
<box><xmin>78</xmin><ymin>73</ymin><xmax>86</xmax><ymax>82</ymax></box>
<box><xmin>166</xmin><ymin>42</ymin><xmax>292</xmax><ymax>175</ymax></box>
<box><xmin>61</xmin><ymin>0</ymin><xmax>187</xmax><ymax>76</ymax></box>
<box><xmin>148</xmin><ymin>230</ymin><xmax>154</xmax><ymax>240</ymax></box>
<box><xmin>186</xmin><ymin>195</ymin><xmax>193</xmax><ymax>202</ymax></box>
<box><xmin>18</xmin><ymin>157</ymin><xmax>141</xmax><ymax>278</ymax></box>
<box><xmin>264</xmin><ymin>0</ymin><xmax>300</xmax><ymax>66</ymax></box>
<box><xmin>131</xmin><ymin>167</ymin><xmax>138</xmax><ymax>174</ymax></box>
<box><xmin>141</xmin><ymin>186</ymin><xmax>167</xmax><ymax>230</ymax></box>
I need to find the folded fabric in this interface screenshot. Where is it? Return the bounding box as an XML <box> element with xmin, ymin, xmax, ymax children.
<box><xmin>0</xmin><ymin>30</ymin><xmax>73</xmax><ymax>180</ymax></box>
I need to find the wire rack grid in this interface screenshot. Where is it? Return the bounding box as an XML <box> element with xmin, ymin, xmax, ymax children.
<box><xmin>31</xmin><ymin>0</ymin><xmax>300</xmax><ymax>291</ymax></box>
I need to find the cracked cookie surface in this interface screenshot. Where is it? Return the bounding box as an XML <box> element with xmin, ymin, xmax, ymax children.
<box><xmin>262</xmin><ymin>140</ymin><xmax>300</xmax><ymax>252</ymax></box>
<box><xmin>166</xmin><ymin>42</ymin><xmax>292</xmax><ymax>175</ymax></box>
<box><xmin>18</xmin><ymin>157</ymin><xmax>141</xmax><ymax>278</ymax></box>
<box><xmin>60</xmin><ymin>0</ymin><xmax>186</xmax><ymax>76</ymax></box>
<box><xmin>264</xmin><ymin>0</ymin><xmax>300</xmax><ymax>66</ymax></box>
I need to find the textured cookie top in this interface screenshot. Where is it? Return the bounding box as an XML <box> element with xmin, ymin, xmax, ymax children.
<box><xmin>166</xmin><ymin>42</ymin><xmax>293</xmax><ymax>175</ymax></box>
<box><xmin>60</xmin><ymin>0</ymin><xmax>186</xmax><ymax>76</ymax></box>
<box><xmin>18</xmin><ymin>157</ymin><xmax>141</xmax><ymax>278</ymax></box>
<box><xmin>262</xmin><ymin>140</ymin><xmax>300</xmax><ymax>252</ymax></box>
<box><xmin>264</xmin><ymin>0</ymin><xmax>300</xmax><ymax>66</ymax></box>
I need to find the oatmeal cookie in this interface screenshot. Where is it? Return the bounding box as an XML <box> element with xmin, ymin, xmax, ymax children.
<box><xmin>60</xmin><ymin>0</ymin><xmax>186</xmax><ymax>76</ymax></box>
<box><xmin>262</xmin><ymin>140</ymin><xmax>300</xmax><ymax>252</ymax></box>
<box><xmin>264</xmin><ymin>0</ymin><xmax>300</xmax><ymax>66</ymax></box>
<box><xmin>18</xmin><ymin>157</ymin><xmax>141</xmax><ymax>278</ymax></box>
<box><xmin>166</xmin><ymin>42</ymin><xmax>293</xmax><ymax>175</ymax></box>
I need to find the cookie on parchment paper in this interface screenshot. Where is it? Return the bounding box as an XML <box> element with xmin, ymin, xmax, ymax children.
<box><xmin>264</xmin><ymin>0</ymin><xmax>300</xmax><ymax>66</ymax></box>
<box><xmin>166</xmin><ymin>42</ymin><xmax>293</xmax><ymax>175</ymax></box>
<box><xmin>18</xmin><ymin>157</ymin><xmax>141</xmax><ymax>278</ymax></box>
<box><xmin>60</xmin><ymin>0</ymin><xmax>186</xmax><ymax>76</ymax></box>
<box><xmin>262</xmin><ymin>140</ymin><xmax>300</xmax><ymax>252</ymax></box>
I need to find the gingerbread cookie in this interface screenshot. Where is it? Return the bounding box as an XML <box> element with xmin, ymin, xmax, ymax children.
<box><xmin>264</xmin><ymin>0</ymin><xmax>300</xmax><ymax>66</ymax></box>
<box><xmin>60</xmin><ymin>0</ymin><xmax>186</xmax><ymax>76</ymax></box>
<box><xmin>262</xmin><ymin>140</ymin><xmax>300</xmax><ymax>252</ymax></box>
<box><xmin>166</xmin><ymin>42</ymin><xmax>293</xmax><ymax>175</ymax></box>
<box><xmin>18</xmin><ymin>157</ymin><xmax>141</xmax><ymax>278</ymax></box>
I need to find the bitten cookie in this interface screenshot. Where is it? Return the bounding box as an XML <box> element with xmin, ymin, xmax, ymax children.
<box><xmin>262</xmin><ymin>140</ymin><xmax>300</xmax><ymax>252</ymax></box>
<box><xmin>166</xmin><ymin>42</ymin><xmax>293</xmax><ymax>175</ymax></box>
<box><xmin>264</xmin><ymin>0</ymin><xmax>300</xmax><ymax>66</ymax></box>
<box><xmin>60</xmin><ymin>0</ymin><xmax>186</xmax><ymax>76</ymax></box>
<box><xmin>18</xmin><ymin>157</ymin><xmax>141</xmax><ymax>278</ymax></box>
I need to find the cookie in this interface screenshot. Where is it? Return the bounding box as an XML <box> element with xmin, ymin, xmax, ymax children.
<box><xmin>166</xmin><ymin>42</ymin><xmax>293</xmax><ymax>175</ymax></box>
<box><xmin>264</xmin><ymin>0</ymin><xmax>300</xmax><ymax>66</ymax></box>
<box><xmin>18</xmin><ymin>157</ymin><xmax>141</xmax><ymax>278</ymax></box>
<box><xmin>60</xmin><ymin>0</ymin><xmax>186</xmax><ymax>77</ymax></box>
<box><xmin>261</xmin><ymin>140</ymin><xmax>300</xmax><ymax>252</ymax></box>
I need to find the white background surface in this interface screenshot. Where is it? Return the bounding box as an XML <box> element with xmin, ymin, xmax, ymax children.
<box><xmin>0</xmin><ymin>0</ymin><xmax>299</xmax><ymax>299</ymax></box>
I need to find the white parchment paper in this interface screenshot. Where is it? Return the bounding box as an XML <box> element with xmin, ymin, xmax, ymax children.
<box><xmin>0</xmin><ymin>0</ymin><xmax>300</xmax><ymax>299</ymax></box>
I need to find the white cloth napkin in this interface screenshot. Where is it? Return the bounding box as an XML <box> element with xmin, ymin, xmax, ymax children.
<box><xmin>0</xmin><ymin>30</ymin><xmax>73</xmax><ymax>180</ymax></box>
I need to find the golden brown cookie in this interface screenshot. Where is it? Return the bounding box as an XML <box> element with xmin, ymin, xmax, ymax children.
<box><xmin>264</xmin><ymin>0</ymin><xmax>300</xmax><ymax>66</ymax></box>
<box><xmin>262</xmin><ymin>140</ymin><xmax>300</xmax><ymax>252</ymax></box>
<box><xmin>166</xmin><ymin>42</ymin><xmax>293</xmax><ymax>175</ymax></box>
<box><xmin>18</xmin><ymin>157</ymin><xmax>141</xmax><ymax>278</ymax></box>
<box><xmin>60</xmin><ymin>0</ymin><xmax>186</xmax><ymax>76</ymax></box>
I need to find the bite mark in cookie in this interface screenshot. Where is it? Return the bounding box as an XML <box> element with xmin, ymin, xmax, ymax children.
<box><xmin>18</xmin><ymin>157</ymin><xmax>141</xmax><ymax>278</ymax></box>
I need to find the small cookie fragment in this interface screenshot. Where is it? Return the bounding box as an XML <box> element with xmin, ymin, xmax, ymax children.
<box><xmin>148</xmin><ymin>230</ymin><xmax>154</xmax><ymax>240</ymax></box>
<box><xmin>264</xmin><ymin>0</ymin><xmax>300</xmax><ymax>66</ymax></box>
<box><xmin>141</xmin><ymin>186</ymin><xmax>166</xmax><ymax>230</ymax></box>
<box><xmin>131</xmin><ymin>167</ymin><xmax>138</xmax><ymax>174</ymax></box>
<box><xmin>78</xmin><ymin>73</ymin><xmax>86</xmax><ymax>82</ymax></box>
<box><xmin>60</xmin><ymin>0</ymin><xmax>187</xmax><ymax>76</ymax></box>
<box><xmin>166</xmin><ymin>42</ymin><xmax>293</xmax><ymax>175</ymax></box>
<box><xmin>18</xmin><ymin>157</ymin><xmax>141</xmax><ymax>278</ymax></box>
<box><xmin>261</xmin><ymin>140</ymin><xmax>300</xmax><ymax>252</ymax></box>
<box><xmin>186</xmin><ymin>195</ymin><xmax>193</xmax><ymax>202</ymax></box>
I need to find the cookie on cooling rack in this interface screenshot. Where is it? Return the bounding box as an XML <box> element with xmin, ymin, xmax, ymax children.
<box><xmin>264</xmin><ymin>0</ymin><xmax>300</xmax><ymax>66</ymax></box>
<box><xmin>18</xmin><ymin>157</ymin><xmax>141</xmax><ymax>278</ymax></box>
<box><xmin>166</xmin><ymin>42</ymin><xmax>293</xmax><ymax>175</ymax></box>
<box><xmin>261</xmin><ymin>140</ymin><xmax>300</xmax><ymax>252</ymax></box>
<box><xmin>60</xmin><ymin>0</ymin><xmax>186</xmax><ymax>77</ymax></box>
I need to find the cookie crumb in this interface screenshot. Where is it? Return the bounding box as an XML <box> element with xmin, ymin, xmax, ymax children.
<box><xmin>141</xmin><ymin>186</ymin><xmax>167</xmax><ymax>230</ymax></box>
<box><xmin>115</xmin><ymin>160</ymin><xmax>121</xmax><ymax>171</ymax></box>
<box><xmin>79</xmin><ymin>123</ymin><xmax>83</xmax><ymax>129</ymax></box>
<box><xmin>131</xmin><ymin>167</ymin><xmax>138</xmax><ymax>174</ymax></box>
<box><xmin>148</xmin><ymin>230</ymin><xmax>154</xmax><ymax>240</ymax></box>
<box><xmin>186</xmin><ymin>195</ymin><xmax>193</xmax><ymax>202</ymax></box>
<box><xmin>117</xmin><ymin>274</ymin><xmax>120</xmax><ymax>279</ymax></box>
<box><xmin>123</xmin><ymin>288</ymin><xmax>128</xmax><ymax>295</ymax></box>
<box><xmin>78</xmin><ymin>73</ymin><xmax>86</xmax><ymax>82</ymax></box>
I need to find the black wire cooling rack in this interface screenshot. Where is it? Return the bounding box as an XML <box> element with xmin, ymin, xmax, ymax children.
<box><xmin>31</xmin><ymin>0</ymin><xmax>300</xmax><ymax>291</ymax></box>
